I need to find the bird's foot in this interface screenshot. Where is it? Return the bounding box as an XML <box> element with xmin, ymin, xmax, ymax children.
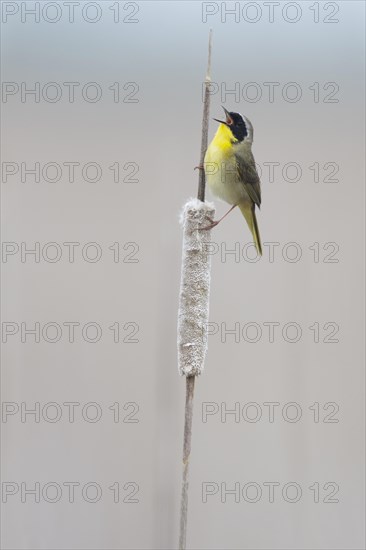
<box><xmin>194</xmin><ymin>164</ymin><xmax>204</xmax><ymax>171</ymax></box>
<box><xmin>199</xmin><ymin>217</ymin><xmax>219</xmax><ymax>231</ymax></box>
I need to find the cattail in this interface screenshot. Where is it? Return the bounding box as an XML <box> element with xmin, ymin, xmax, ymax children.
<box><xmin>177</xmin><ymin>198</ymin><xmax>215</xmax><ymax>377</ymax></box>
<box><xmin>177</xmin><ymin>30</ymin><xmax>213</xmax><ymax>550</ymax></box>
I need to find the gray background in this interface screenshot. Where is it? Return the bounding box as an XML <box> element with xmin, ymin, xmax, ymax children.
<box><xmin>1</xmin><ymin>1</ymin><xmax>365</xmax><ymax>549</ymax></box>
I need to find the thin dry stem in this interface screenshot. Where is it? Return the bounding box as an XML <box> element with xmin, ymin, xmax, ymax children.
<box><xmin>179</xmin><ymin>376</ymin><xmax>195</xmax><ymax>550</ymax></box>
<box><xmin>197</xmin><ymin>29</ymin><xmax>212</xmax><ymax>203</ymax></box>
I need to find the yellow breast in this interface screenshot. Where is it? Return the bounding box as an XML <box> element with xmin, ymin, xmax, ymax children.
<box><xmin>205</xmin><ymin>123</ymin><xmax>236</xmax><ymax>164</ymax></box>
<box><xmin>204</xmin><ymin>124</ymin><xmax>247</xmax><ymax>206</ymax></box>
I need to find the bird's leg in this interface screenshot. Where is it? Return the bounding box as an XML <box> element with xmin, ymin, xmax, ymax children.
<box><xmin>194</xmin><ymin>165</ymin><xmax>204</xmax><ymax>171</ymax></box>
<box><xmin>200</xmin><ymin>204</ymin><xmax>237</xmax><ymax>231</ymax></box>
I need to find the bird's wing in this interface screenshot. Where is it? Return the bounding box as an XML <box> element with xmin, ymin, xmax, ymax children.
<box><xmin>234</xmin><ymin>149</ymin><xmax>261</xmax><ymax>208</ymax></box>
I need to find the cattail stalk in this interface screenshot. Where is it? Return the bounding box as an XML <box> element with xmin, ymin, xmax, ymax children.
<box><xmin>177</xmin><ymin>30</ymin><xmax>213</xmax><ymax>550</ymax></box>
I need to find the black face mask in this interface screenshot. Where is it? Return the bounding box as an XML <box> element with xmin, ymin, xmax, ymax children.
<box><xmin>227</xmin><ymin>112</ymin><xmax>248</xmax><ymax>142</ymax></box>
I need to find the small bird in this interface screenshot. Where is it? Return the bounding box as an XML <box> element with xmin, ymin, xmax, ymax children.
<box><xmin>204</xmin><ymin>107</ymin><xmax>262</xmax><ymax>255</ymax></box>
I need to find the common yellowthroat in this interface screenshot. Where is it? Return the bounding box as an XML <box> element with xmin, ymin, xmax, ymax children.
<box><xmin>204</xmin><ymin>107</ymin><xmax>262</xmax><ymax>255</ymax></box>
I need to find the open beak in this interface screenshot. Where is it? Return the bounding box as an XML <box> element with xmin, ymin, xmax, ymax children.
<box><xmin>213</xmin><ymin>106</ymin><xmax>233</xmax><ymax>125</ymax></box>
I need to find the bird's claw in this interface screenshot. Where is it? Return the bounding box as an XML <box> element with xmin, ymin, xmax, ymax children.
<box><xmin>199</xmin><ymin>217</ymin><xmax>219</xmax><ymax>231</ymax></box>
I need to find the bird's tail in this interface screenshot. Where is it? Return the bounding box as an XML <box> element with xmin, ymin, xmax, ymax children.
<box><xmin>238</xmin><ymin>202</ymin><xmax>262</xmax><ymax>256</ymax></box>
